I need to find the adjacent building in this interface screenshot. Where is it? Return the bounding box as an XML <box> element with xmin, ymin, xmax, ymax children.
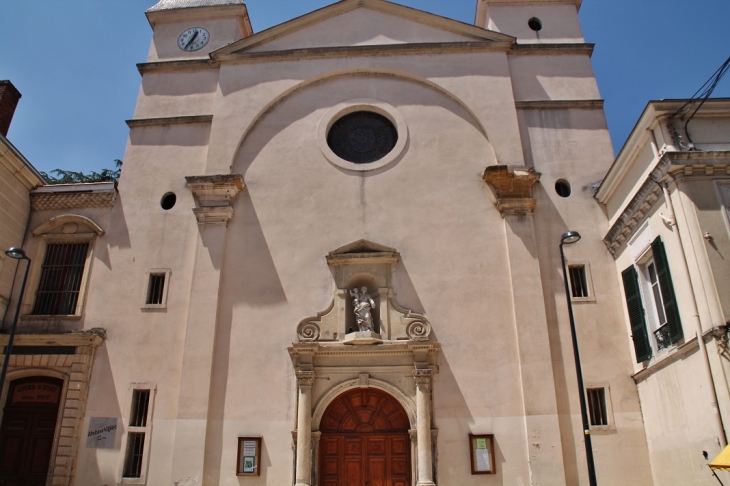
<box><xmin>0</xmin><ymin>80</ymin><xmax>44</xmax><ymax>324</ymax></box>
<box><xmin>596</xmin><ymin>98</ymin><xmax>730</xmax><ymax>485</ymax></box>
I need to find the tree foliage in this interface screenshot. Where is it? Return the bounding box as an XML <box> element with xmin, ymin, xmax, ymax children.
<box><xmin>41</xmin><ymin>159</ymin><xmax>122</xmax><ymax>185</ymax></box>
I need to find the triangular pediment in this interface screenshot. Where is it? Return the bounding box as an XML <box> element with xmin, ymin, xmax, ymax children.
<box><xmin>329</xmin><ymin>239</ymin><xmax>397</xmax><ymax>256</ymax></box>
<box><xmin>212</xmin><ymin>0</ymin><xmax>513</xmax><ymax>58</ymax></box>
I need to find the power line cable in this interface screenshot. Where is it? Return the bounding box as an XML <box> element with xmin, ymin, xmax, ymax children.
<box><xmin>670</xmin><ymin>56</ymin><xmax>730</xmax><ymax>145</ymax></box>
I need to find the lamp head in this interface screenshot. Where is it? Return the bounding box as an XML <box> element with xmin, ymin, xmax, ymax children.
<box><xmin>4</xmin><ymin>247</ymin><xmax>27</xmax><ymax>260</ymax></box>
<box><xmin>560</xmin><ymin>231</ymin><xmax>581</xmax><ymax>245</ymax></box>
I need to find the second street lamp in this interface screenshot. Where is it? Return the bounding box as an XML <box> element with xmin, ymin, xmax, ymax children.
<box><xmin>559</xmin><ymin>231</ymin><xmax>598</xmax><ymax>486</ymax></box>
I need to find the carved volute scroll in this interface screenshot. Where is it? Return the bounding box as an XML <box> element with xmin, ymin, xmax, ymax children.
<box><xmin>295</xmin><ymin>240</ymin><xmax>433</xmax><ymax>343</ymax></box>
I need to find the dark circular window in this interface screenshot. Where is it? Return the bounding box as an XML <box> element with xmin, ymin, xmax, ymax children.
<box><xmin>555</xmin><ymin>180</ymin><xmax>571</xmax><ymax>198</ymax></box>
<box><xmin>161</xmin><ymin>192</ymin><xmax>177</xmax><ymax>210</ymax></box>
<box><xmin>528</xmin><ymin>17</ymin><xmax>543</xmax><ymax>32</ymax></box>
<box><xmin>327</xmin><ymin>111</ymin><xmax>398</xmax><ymax>164</ymax></box>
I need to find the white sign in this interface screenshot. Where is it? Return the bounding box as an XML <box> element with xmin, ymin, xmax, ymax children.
<box><xmin>86</xmin><ymin>418</ymin><xmax>117</xmax><ymax>449</ymax></box>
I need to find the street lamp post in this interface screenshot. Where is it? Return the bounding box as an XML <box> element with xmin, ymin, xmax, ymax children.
<box><xmin>559</xmin><ymin>231</ymin><xmax>598</xmax><ymax>486</ymax></box>
<box><xmin>0</xmin><ymin>247</ymin><xmax>31</xmax><ymax>398</ymax></box>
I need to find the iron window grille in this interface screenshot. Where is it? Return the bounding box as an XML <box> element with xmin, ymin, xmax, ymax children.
<box><xmin>568</xmin><ymin>265</ymin><xmax>589</xmax><ymax>298</ymax></box>
<box><xmin>587</xmin><ymin>388</ymin><xmax>608</xmax><ymax>426</ymax></box>
<box><xmin>146</xmin><ymin>274</ymin><xmax>166</xmax><ymax>306</ymax></box>
<box><xmin>33</xmin><ymin>242</ymin><xmax>89</xmax><ymax>315</ymax></box>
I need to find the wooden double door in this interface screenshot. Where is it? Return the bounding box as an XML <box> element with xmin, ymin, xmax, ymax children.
<box><xmin>0</xmin><ymin>377</ymin><xmax>63</xmax><ymax>486</ymax></box>
<box><xmin>319</xmin><ymin>388</ymin><xmax>411</xmax><ymax>486</ymax></box>
<box><xmin>320</xmin><ymin>433</ymin><xmax>410</xmax><ymax>486</ymax></box>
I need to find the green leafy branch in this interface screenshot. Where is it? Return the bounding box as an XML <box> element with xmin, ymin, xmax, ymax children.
<box><xmin>41</xmin><ymin>159</ymin><xmax>123</xmax><ymax>185</ymax></box>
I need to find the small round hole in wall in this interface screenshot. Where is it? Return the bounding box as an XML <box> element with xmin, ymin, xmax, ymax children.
<box><xmin>161</xmin><ymin>192</ymin><xmax>177</xmax><ymax>210</ymax></box>
<box><xmin>528</xmin><ymin>17</ymin><xmax>543</xmax><ymax>32</ymax></box>
<box><xmin>555</xmin><ymin>180</ymin><xmax>571</xmax><ymax>198</ymax></box>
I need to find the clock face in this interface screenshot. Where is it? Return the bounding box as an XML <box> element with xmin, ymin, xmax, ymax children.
<box><xmin>177</xmin><ymin>27</ymin><xmax>210</xmax><ymax>52</ymax></box>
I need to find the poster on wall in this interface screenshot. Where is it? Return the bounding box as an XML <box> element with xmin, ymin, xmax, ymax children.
<box><xmin>469</xmin><ymin>434</ymin><xmax>495</xmax><ymax>474</ymax></box>
<box><xmin>86</xmin><ymin>418</ymin><xmax>118</xmax><ymax>449</ymax></box>
<box><xmin>237</xmin><ymin>437</ymin><xmax>262</xmax><ymax>476</ymax></box>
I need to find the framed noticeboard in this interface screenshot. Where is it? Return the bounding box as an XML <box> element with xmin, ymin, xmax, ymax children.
<box><xmin>469</xmin><ymin>434</ymin><xmax>495</xmax><ymax>474</ymax></box>
<box><xmin>237</xmin><ymin>437</ymin><xmax>262</xmax><ymax>476</ymax></box>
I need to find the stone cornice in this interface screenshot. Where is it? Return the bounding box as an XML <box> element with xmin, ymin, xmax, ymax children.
<box><xmin>515</xmin><ymin>99</ymin><xmax>604</xmax><ymax>110</ymax></box>
<box><xmin>509</xmin><ymin>43</ymin><xmax>594</xmax><ymax>56</ymax></box>
<box><xmin>213</xmin><ymin>41</ymin><xmax>513</xmax><ymax>64</ymax></box>
<box><xmin>30</xmin><ymin>183</ymin><xmax>117</xmax><ymax>211</ymax></box>
<box><xmin>602</xmin><ymin>151</ymin><xmax>730</xmax><ymax>257</ymax></box>
<box><xmin>185</xmin><ymin>174</ymin><xmax>244</xmax><ymax>226</ymax></box>
<box><xmin>137</xmin><ymin>59</ymin><xmax>216</xmax><ymax>75</ymax></box>
<box><xmin>288</xmin><ymin>341</ymin><xmax>440</xmax><ymax>359</ymax></box>
<box><xmin>135</xmin><ymin>42</ymin><xmax>594</xmax><ymax>75</ymax></box>
<box><xmin>483</xmin><ymin>165</ymin><xmax>541</xmax><ymax>215</ymax></box>
<box><xmin>0</xmin><ymin>329</ymin><xmax>106</xmax><ymax>347</ymax></box>
<box><xmin>126</xmin><ymin>115</ymin><xmax>213</xmax><ymax>128</ymax></box>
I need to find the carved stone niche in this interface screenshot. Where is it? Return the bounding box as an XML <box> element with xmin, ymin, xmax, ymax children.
<box><xmin>296</xmin><ymin>239</ymin><xmax>432</xmax><ymax>344</ymax></box>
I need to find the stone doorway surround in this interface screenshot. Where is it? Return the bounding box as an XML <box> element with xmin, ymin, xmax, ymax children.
<box><xmin>0</xmin><ymin>329</ymin><xmax>105</xmax><ymax>486</ymax></box>
<box><xmin>288</xmin><ymin>341</ymin><xmax>439</xmax><ymax>486</ymax></box>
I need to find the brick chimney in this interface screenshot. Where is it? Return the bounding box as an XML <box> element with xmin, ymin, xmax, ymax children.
<box><xmin>0</xmin><ymin>81</ymin><xmax>22</xmax><ymax>137</ymax></box>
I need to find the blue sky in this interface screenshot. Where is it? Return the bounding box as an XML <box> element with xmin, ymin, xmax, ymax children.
<box><xmin>1</xmin><ymin>0</ymin><xmax>728</xmax><ymax>175</ymax></box>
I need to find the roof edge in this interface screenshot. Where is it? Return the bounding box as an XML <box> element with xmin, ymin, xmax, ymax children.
<box><xmin>0</xmin><ymin>132</ymin><xmax>46</xmax><ymax>188</ymax></box>
<box><xmin>596</xmin><ymin>98</ymin><xmax>730</xmax><ymax>202</ymax></box>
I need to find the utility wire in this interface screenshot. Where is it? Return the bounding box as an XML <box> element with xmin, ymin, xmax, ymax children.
<box><xmin>670</xmin><ymin>55</ymin><xmax>730</xmax><ymax>145</ymax></box>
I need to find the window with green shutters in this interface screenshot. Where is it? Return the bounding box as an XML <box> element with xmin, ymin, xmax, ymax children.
<box><xmin>621</xmin><ymin>236</ymin><xmax>683</xmax><ymax>363</ymax></box>
<box><xmin>621</xmin><ymin>265</ymin><xmax>652</xmax><ymax>363</ymax></box>
<box><xmin>650</xmin><ymin>237</ymin><xmax>683</xmax><ymax>344</ymax></box>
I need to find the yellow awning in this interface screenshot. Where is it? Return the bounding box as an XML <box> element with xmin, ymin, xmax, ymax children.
<box><xmin>710</xmin><ymin>445</ymin><xmax>730</xmax><ymax>471</ymax></box>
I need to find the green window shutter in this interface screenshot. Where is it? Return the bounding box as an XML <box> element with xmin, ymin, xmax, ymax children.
<box><xmin>622</xmin><ymin>265</ymin><xmax>652</xmax><ymax>363</ymax></box>
<box><xmin>651</xmin><ymin>236</ymin><xmax>683</xmax><ymax>344</ymax></box>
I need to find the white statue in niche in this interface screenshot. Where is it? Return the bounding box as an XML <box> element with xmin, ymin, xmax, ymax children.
<box><xmin>350</xmin><ymin>286</ymin><xmax>376</xmax><ymax>332</ymax></box>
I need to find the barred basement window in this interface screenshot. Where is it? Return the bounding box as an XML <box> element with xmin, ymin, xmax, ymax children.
<box><xmin>569</xmin><ymin>265</ymin><xmax>589</xmax><ymax>298</ymax></box>
<box><xmin>587</xmin><ymin>388</ymin><xmax>608</xmax><ymax>426</ymax></box>
<box><xmin>146</xmin><ymin>274</ymin><xmax>166</xmax><ymax>305</ymax></box>
<box><xmin>33</xmin><ymin>242</ymin><xmax>89</xmax><ymax>315</ymax></box>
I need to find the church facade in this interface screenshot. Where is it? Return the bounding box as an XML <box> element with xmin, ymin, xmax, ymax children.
<box><xmin>1</xmin><ymin>0</ymin><xmax>694</xmax><ymax>484</ymax></box>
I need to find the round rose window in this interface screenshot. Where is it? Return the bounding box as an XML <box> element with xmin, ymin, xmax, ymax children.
<box><xmin>327</xmin><ymin>111</ymin><xmax>398</xmax><ymax>164</ymax></box>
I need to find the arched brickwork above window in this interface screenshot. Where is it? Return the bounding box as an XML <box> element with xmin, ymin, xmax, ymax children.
<box><xmin>320</xmin><ymin>388</ymin><xmax>409</xmax><ymax>433</ymax></box>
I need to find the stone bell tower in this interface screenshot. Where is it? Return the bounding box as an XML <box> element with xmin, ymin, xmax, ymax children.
<box><xmin>145</xmin><ymin>0</ymin><xmax>253</xmax><ymax>62</ymax></box>
<box><xmin>475</xmin><ymin>0</ymin><xmax>584</xmax><ymax>43</ymax></box>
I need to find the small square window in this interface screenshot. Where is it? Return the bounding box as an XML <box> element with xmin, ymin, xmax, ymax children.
<box><xmin>146</xmin><ymin>274</ymin><xmax>166</xmax><ymax>305</ymax></box>
<box><xmin>567</xmin><ymin>262</ymin><xmax>595</xmax><ymax>302</ymax></box>
<box><xmin>142</xmin><ymin>269</ymin><xmax>170</xmax><ymax>309</ymax></box>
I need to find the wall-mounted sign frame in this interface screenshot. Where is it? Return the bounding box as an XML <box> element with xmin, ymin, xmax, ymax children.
<box><xmin>469</xmin><ymin>434</ymin><xmax>495</xmax><ymax>474</ymax></box>
<box><xmin>237</xmin><ymin>436</ymin><xmax>262</xmax><ymax>476</ymax></box>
